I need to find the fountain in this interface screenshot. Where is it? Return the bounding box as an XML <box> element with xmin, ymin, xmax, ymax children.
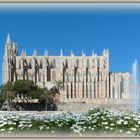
<box><xmin>129</xmin><ymin>59</ymin><xmax>139</xmax><ymax>113</ymax></box>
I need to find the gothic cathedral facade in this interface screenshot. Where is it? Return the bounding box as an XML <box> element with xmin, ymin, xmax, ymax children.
<box><xmin>2</xmin><ymin>34</ymin><xmax>130</xmax><ymax>103</ymax></box>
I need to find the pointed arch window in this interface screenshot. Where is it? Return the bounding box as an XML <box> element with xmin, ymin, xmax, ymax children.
<box><xmin>112</xmin><ymin>87</ymin><xmax>115</xmax><ymax>98</ymax></box>
<box><xmin>19</xmin><ymin>60</ymin><xmax>21</xmax><ymax>69</ymax></box>
<box><xmin>88</xmin><ymin>72</ymin><xmax>91</xmax><ymax>82</ymax></box>
<box><xmin>52</xmin><ymin>59</ymin><xmax>56</xmax><ymax>69</ymax></box>
<box><xmin>86</xmin><ymin>59</ymin><xmax>90</xmax><ymax>68</ymax></box>
<box><xmin>65</xmin><ymin>59</ymin><xmax>68</xmax><ymax>68</ymax></box>
<box><xmin>77</xmin><ymin>72</ymin><xmax>80</xmax><ymax>82</ymax></box>
<box><xmin>40</xmin><ymin>60</ymin><xmax>43</xmax><ymax>69</ymax></box>
<box><xmin>66</xmin><ymin>84</ymin><xmax>69</xmax><ymax>98</ymax></box>
<box><xmin>76</xmin><ymin>59</ymin><xmax>79</xmax><ymax>67</ymax></box>
<box><xmin>66</xmin><ymin>72</ymin><xmax>69</xmax><ymax>82</ymax></box>
<box><xmin>90</xmin><ymin>83</ymin><xmax>92</xmax><ymax>98</ymax></box>
<box><xmin>97</xmin><ymin>59</ymin><xmax>100</xmax><ymax>68</ymax></box>
<box><xmin>120</xmin><ymin>77</ymin><xmax>124</xmax><ymax>98</ymax></box>
<box><xmin>28</xmin><ymin>59</ymin><xmax>32</xmax><ymax>69</ymax></box>
<box><xmin>52</xmin><ymin>70</ymin><xmax>56</xmax><ymax>81</ymax></box>
<box><xmin>38</xmin><ymin>72</ymin><xmax>41</xmax><ymax>82</ymax></box>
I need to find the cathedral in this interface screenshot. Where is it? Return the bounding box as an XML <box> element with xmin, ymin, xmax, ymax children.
<box><xmin>2</xmin><ymin>34</ymin><xmax>130</xmax><ymax>103</ymax></box>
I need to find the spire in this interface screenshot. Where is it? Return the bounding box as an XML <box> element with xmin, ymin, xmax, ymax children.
<box><xmin>103</xmin><ymin>48</ymin><xmax>106</xmax><ymax>56</ymax></box>
<box><xmin>21</xmin><ymin>49</ymin><xmax>26</xmax><ymax>58</ymax></box>
<box><xmin>103</xmin><ymin>48</ymin><xmax>109</xmax><ymax>56</ymax></box>
<box><xmin>4</xmin><ymin>33</ymin><xmax>11</xmax><ymax>56</ymax></box>
<box><xmin>60</xmin><ymin>48</ymin><xmax>63</xmax><ymax>56</ymax></box>
<box><xmin>71</xmin><ymin>50</ymin><xmax>74</xmax><ymax>56</ymax></box>
<box><xmin>33</xmin><ymin>50</ymin><xmax>37</xmax><ymax>58</ymax></box>
<box><xmin>44</xmin><ymin>50</ymin><xmax>48</xmax><ymax>57</ymax></box>
<box><xmin>92</xmin><ymin>50</ymin><xmax>94</xmax><ymax>56</ymax></box>
<box><xmin>106</xmin><ymin>48</ymin><xmax>109</xmax><ymax>54</ymax></box>
<box><xmin>12</xmin><ymin>42</ymin><xmax>16</xmax><ymax>52</ymax></box>
<box><xmin>6</xmin><ymin>33</ymin><xmax>11</xmax><ymax>45</ymax></box>
<box><xmin>82</xmin><ymin>50</ymin><xmax>85</xmax><ymax>56</ymax></box>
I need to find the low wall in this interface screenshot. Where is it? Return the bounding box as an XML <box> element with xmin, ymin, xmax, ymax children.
<box><xmin>57</xmin><ymin>99</ymin><xmax>129</xmax><ymax>112</ymax></box>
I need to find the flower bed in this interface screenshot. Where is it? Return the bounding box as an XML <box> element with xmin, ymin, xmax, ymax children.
<box><xmin>0</xmin><ymin>107</ymin><xmax>139</xmax><ymax>137</ymax></box>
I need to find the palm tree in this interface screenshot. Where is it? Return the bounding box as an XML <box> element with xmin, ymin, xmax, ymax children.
<box><xmin>50</xmin><ymin>81</ymin><xmax>64</xmax><ymax>105</ymax></box>
<box><xmin>52</xmin><ymin>80</ymin><xmax>64</xmax><ymax>95</ymax></box>
<box><xmin>40</xmin><ymin>88</ymin><xmax>54</xmax><ymax>111</ymax></box>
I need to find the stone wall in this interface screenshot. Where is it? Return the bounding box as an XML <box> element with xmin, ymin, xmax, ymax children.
<box><xmin>57</xmin><ymin>99</ymin><xmax>129</xmax><ymax>112</ymax></box>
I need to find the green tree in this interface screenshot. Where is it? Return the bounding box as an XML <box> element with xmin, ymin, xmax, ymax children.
<box><xmin>14</xmin><ymin>80</ymin><xmax>37</xmax><ymax>103</ymax></box>
<box><xmin>1</xmin><ymin>81</ymin><xmax>14</xmax><ymax>110</ymax></box>
<box><xmin>30</xmin><ymin>87</ymin><xmax>44</xmax><ymax>99</ymax></box>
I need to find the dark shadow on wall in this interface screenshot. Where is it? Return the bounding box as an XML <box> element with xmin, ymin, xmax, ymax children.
<box><xmin>15</xmin><ymin>102</ymin><xmax>57</xmax><ymax>111</ymax></box>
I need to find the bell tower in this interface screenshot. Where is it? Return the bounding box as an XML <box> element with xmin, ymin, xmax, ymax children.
<box><xmin>2</xmin><ymin>33</ymin><xmax>18</xmax><ymax>84</ymax></box>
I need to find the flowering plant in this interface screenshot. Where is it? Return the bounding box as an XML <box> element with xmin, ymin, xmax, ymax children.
<box><xmin>0</xmin><ymin>107</ymin><xmax>139</xmax><ymax>137</ymax></box>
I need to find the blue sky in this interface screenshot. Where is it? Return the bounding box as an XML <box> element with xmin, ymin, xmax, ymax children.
<box><xmin>0</xmin><ymin>3</ymin><xmax>140</xmax><ymax>84</ymax></box>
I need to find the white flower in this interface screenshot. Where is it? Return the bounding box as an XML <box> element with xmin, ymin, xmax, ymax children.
<box><xmin>106</xmin><ymin>115</ymin><xmax>110</xmax><ymax>117</ymax></box>
<box><xmin>18</xmin><ymin>124</ymin><xmax>23</xmax><ymax>128</ymax></box>
<box><xmin>39</xmin><ymin>126</ymin><xmax>44</xmax><ymax>130</ymax></box>
<box><xmin>58</xmin><ymin>124</ymin><xmax>62</xmax><ymax>127</ymax></box>
<box><xmin>28</xmin><ymin>124</ymin><xmax>32</xmax><ymax>128</ymax></box>
<box><xmin>2</xmin><ymin>122</ymin><xmax>7</xmax><ymax>125</ymax></box>
<box><xmin>117</xmin><ymin>120</ymin><xmax>122</xmax><ymax>125</ymax></box>
<box><xmin>0</xmin><ymin>129</ymin><xmax>5</xmax><ymax>132</ymax></box>
<box><xmin>91</xmin><ymin>128</ymin><xmax>95</xmax><ymax>130</ymax></box>
<box><xmin>134</xmin><ymin>118</ymin><xmax>138</xmax><ymax>121</ymax></box>
<box><xmin>110</xmin><ymin>123</ymin><xmax>114</xmax><ymax>126</ymax></box>
<box><xmin>105</xmin><ymin>126</ymin><xmax>109</xmax><ymax>129</ymax></box>
<box><xmin>12</xmin><ymin>122</ymin><xmax>16</xmax><ymax>125</ymax></box>
<box><xmin>46</xmin><ymin>127</ymin><xmax>50</xmax><ymax>130</ymax></box>
<box><xmin>110</xmin><ymin>127</ymin><xmax>113</xmax><ymax>130</ymax></box>
<box><xmin>82</xmin><ymin>129</ymin><xmax>85</xmax><ymax>132</ymax></box>
<box><xmin>9</xmin><ymin>127</ymin><xmax>14</xmax><ymax>131</ymax></box>
<box><xmin>131</xmin><ymin>128</ymin><xmax>137</xmax><ymax>131</ymax></box>
<box><xmin>119</xmin><ymin>130</ymin><xmax>123</xmax><ymax>133</ymax></box>
<box><xmin>124</xmin><ymin>116</ymin><xmax>130</xmax><ymax>120</ymax></box>
<box><xmin>123</xmin><ymin>121</ymin><xmax>128</xmax><ymax>125</ymax></box>
<box><xmin>101</xmin><ymin>116</ymin><xmax>104</xmax><ymax>119</ymax></box>
<box><xmin>88</xmin><ymin>126</ymin><xmax>91</xmax><ymax>129</ymax></box>
<box><xmin>135</xmin><ymin>125</ymin><xmax>139</xmax><ymax>128</ymax></box>
<box><xmin>102</xmin><ymin>122</ymin><xmax>108</xmax><ymax>125</ymax></box>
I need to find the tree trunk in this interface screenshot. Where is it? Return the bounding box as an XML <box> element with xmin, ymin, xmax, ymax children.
<box><xmin>45</xmin><ymin>98</ymin><xmax>48</xmax><ymax>111</ymax></box>
<box><xmin>24</xmin><ymin>96</ymin><xmax>29</xmax><ymax>103</ymax></box>
<box><xmin>19</xmin><ymin>97</ymin><xmax>25</xmax><ymax>103</ymax></box>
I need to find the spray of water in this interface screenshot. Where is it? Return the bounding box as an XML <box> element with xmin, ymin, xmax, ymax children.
<box><xmin>129</xmin><ymin>59</ymin><xmax>139</xmax><ymax>113</ymax></box>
